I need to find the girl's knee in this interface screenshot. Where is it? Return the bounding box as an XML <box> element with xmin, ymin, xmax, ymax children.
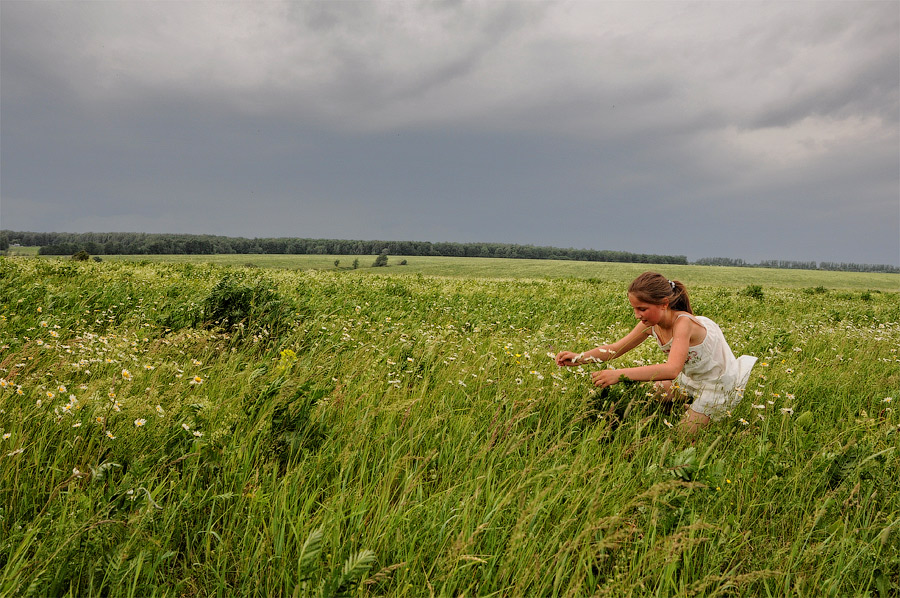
<box><xmin>653</xmin><ymin>381</ymin><xmax>674</xmax><ymax>402</ymax></box>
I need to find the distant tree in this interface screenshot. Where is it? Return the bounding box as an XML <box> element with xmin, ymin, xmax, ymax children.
<box><xmin>334</xmin><ymin>259</ymin><xmax>340</xmax><ymax>268</ymax></box>
<box><xmin>373</xmin><ymin>252</ymin><xmax>388</xmax><ymax>267</ymax></box>
<box><xmin>72</xmin><ymin>250</ymin><xmax>90</xmax><ymax>261</ymax></box>
<box><xmin>352</xmin><ymin>258</ymin><xmax>359</xmax><ymax>269</ymax></box>
<box><xmin>399</xmin><ymin>259</ymin><xmax>407</xmax><ymax>265</ymax></box>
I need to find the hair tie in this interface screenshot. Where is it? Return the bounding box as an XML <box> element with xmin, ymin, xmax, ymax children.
<box><xmin>669</xmin><ymin>280</ymin><xmax>675</xmax><ymax>290</ymax></box>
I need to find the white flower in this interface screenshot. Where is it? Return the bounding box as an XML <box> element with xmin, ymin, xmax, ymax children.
<box><xmin>738</xmin><ymin>418</ymin><xmax>750</xmax><ymax>426</ymax></box>
<box><xmin>884</xmin><ymin>397</ymin><xmax>893</xmax><ymax>403</ymax></box>
<box><xmin>663</xmin><ymin>419</ymin><xmax>673</xmax><ymax>428</ymax></box>
<box><xmin>134</xmin><ymin>418</ymin><xmax>146</xmax><ymax>427</ymax></box>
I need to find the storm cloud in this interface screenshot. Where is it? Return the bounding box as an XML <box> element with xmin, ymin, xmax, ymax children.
<box><xmin>2</xmin><ymin>1</ymin><xmax>897</xmax><ymax>265</ymax></box>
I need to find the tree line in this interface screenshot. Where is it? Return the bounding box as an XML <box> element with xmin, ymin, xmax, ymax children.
<box><xmin>2</xmin><ymin>230</ymin><xmax>897</xmax><ymax>272</ymax></box>
<box><xmin>0</xmin><ymin>230</ymin><xmax>687</xmax><ymax>265</ymax></box>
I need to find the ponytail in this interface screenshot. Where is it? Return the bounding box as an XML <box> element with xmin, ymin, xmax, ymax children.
<box><xmin>627</xmin><ymin>271</ymin><xmax>693</xmax><ymax>314</ymax></box>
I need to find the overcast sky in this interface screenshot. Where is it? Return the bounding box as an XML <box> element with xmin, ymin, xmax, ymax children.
<box><xmin>1</xmin><ymin>1</ymin><xmax>898</xmax><ymax>265</ymax></box>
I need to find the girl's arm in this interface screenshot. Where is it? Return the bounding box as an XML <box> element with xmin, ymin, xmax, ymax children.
<box><xmin>590</xmin><ymin>317</ymin><xmax>692</xmax><ymax>386</ymax></box>
<box><xmin>556</xmin><ymin>323</ymin><xmax>651</xmax><ymax>367</ymax></box>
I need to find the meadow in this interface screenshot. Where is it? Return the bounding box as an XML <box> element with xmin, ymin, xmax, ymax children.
<box><xmin>0</xmin><ymin>255</ymin><xmax>897</xmax><ymax>596</ymax></box>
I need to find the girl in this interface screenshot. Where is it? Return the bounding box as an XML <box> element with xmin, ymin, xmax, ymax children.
<box><xmin>556</xmin><ymin>272</ymin><xmax>756</xmax><ymax>431</ymax></box>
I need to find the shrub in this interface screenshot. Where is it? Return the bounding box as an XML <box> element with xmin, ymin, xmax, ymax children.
<box><xmin>742</xmin><ymin>284</ymin><xmax>764</xmax><ymax>300</ymax></box>
<box><xmin>202</xmin><ymin>273</ymin><xmax>298</xmax><ymax>340</ymax></box>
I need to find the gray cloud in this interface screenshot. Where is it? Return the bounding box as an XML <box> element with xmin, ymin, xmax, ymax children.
<box><xmin>1</xmin><ymin>0</ymin><xmax>897</xmax><ymax>265</ymax></box>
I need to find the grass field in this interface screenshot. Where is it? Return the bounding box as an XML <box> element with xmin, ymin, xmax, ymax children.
<box><xmin>94</xmin><ymin>253</ymin><xmax>900</xmax><ymax>291</ymax></box>
<box><xmin>1</xmin><ymin>255</ymin><xmax>898</xmax><ymax>596</ymax></box>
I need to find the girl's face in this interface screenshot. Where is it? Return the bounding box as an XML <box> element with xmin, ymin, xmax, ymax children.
<box><xmin>628</xmin><ymin>293</ymin><xmax>668</xmax><ymax>327</ymax></box>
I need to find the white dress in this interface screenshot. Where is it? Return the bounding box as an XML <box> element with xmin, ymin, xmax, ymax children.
<box><xmin>652</xmin><ymin>314</ymin><xmax>757</xmax><ymax>420</ymax></box>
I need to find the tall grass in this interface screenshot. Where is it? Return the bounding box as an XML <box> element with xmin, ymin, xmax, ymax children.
<box><xmin>1</xmin><ymin>256</ymin><xmax>897</xmax><ymax>596</ymax></box>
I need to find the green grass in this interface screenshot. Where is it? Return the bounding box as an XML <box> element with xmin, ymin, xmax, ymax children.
<box><xmin>98</xmin><ymin>253</ymin><xmax>900</xmax><ymax>291</ymax></box>
<box><xmin>1</xmin><ymin>256</ymin><xmax>898</xmax><ymax>596</ymax></box>
<box><xmin>2</xmin><ymin>246</ymin><xmax>40</xmax><ymax>257</ymax></box>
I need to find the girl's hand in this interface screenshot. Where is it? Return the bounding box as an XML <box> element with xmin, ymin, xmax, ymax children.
<box><xmin>591</xmin><ymin>369</ymin><xmax>621</xmax><ymax>388</ymax></box>
<box><xmin>555</xmin><ymin>351</ymin><xmax>580</xmax><ymax>367</ymax></box>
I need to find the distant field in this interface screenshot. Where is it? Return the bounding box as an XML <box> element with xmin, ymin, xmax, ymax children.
<box><xmin>2</xmin><ymin>246</ymin><xmax>40</xmax><ymax>256</ymax></box>
<box><xmin>94</xmin><ymin>253</ymin><xmax>900</xmax><ymax>290</ymax></box>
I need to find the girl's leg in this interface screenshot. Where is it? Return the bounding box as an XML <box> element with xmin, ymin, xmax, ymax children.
<box><xmin>653</xmin><ymin>380</ymin><xmax>677</xmax><ymax>402</ymax></box>
<box><xmin>679</xmin><ymin>407</ymin><xmax>710</xmax><ymax>435</ymax></box>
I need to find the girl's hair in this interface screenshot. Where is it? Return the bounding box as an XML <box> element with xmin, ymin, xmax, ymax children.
<box><xmin>627</xmin><ymin>271</ymin><xmax>692</xmax><ymax>314</ymax></box>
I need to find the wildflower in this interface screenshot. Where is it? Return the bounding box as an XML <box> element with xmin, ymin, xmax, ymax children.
<box><xmin>144</xmin><ymin>364</ymin><xmax>155</xmax><ymax>371</ymax></box>
<box><xmin>2</xmin><ymin>433</ymin><xmax>10</xmax><ymax>440</ymax></box>
<box><xmin>738</xmin><ymin>418</ymin><xmax>750</xmax><ymax>426</ymax></box>
<box><xmin>72</xmin><ymin>421</ymin><xmax>82</xmax><ymax>428</ymax></box>
<box><xmin>190</xmin><ymin>375</ymin><xmax>203</xmax><ymax>385</ymax></box>
<box><xmin>96</xmin><ymin>416</ymin><xmax>105</xmax><ymax>424</ymax></box>
<box><xmin>49</xmin><ymin>330</ymin><xmax>59</xmax><ymax>338</ymax></box>
<box><xmin>752</xmin><ymin>404</ymin><xmax>765</xmax><ymax>409</ymax></box>
<box><xmin>663</xmin><ymin>419</ymin><xmax>673</xmax><ymax>428</ymax></box>
<box><xmin>46</xmin><ymin>391</ymin><xmax>55</xmax><ymax>399</ymax></box>
<box><xmin>58</xmin><ymin>385</ymin><xmax>67</xmax><ymax>393</ymax></box>
<box><xmin>156</xmin><ymin>405</ymin><xmax>165</xmax><ymax>416</ymax></box>
<box><xmin>40</xmin><ymin>321</ymin><xmax>48</xmax><ymax>327</ymax></box>
<box><xmin>106</xmin><ymin>431</ymin><xmax>116</xmax><ymax>440</ymax></box>
<box><xmin>121</xmin><ymin>369</ymin><xmax>132</xmax><ymax>381</ymax></box>
<box><xmin>134</xmin><ymin>418</ymin><xmax>146</xmax><ymax>427</ymax></box>
<box><xmin>7</xmin><ymin>448</ymin><xmax>24</xmax><ymax>457</ymax></box>
<box><xmin>785</xmin><ymin>369</ymin><xmax>794</xmax><ymax>374</ymax></box>
<box><xmin>780</xmin><ymin>407</ymin><xmax>794</xmax><ymax>415</ymax></box>
<box><xmin>182</xmin><ymin>423</ymin><xmax>191</xmax><ymax>431</ymax></box>
<box><xmin>192</xmin><ymin>359</ymin><xmax>203</xmax><ymax>366</ymax></box>
<box><xmin>884</xmin><ymin>397</ymin><xmax>893</xmax><ymax>403</ymax></box>
<box><xmin>193</xmin><ymin>430</ymin><xmax>203</xmax><ymax>437</ymax></box>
